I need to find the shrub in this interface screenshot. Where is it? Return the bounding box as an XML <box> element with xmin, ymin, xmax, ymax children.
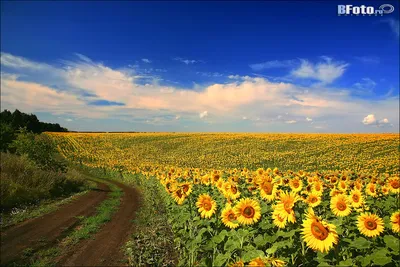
<box><xmin>0</xmin><ymin>153</ymin><xmax>87</xmax><ymax>211</ymax></box>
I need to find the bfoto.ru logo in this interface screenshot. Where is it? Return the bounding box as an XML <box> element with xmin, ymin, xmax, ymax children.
<box><xmin>338</xmin><ymin>4</ymin><xmax>395</xmax><ymax>16</ymax></box>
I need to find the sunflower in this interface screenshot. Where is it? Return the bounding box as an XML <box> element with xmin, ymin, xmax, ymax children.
<box><xmin>227</xmin><ymin>259</ymin><xmax>244</xmax><ymax>267</ymax></box>
<box><xmin>272</xmin><ymin>209</ymin><xmax>287</xmax><ymax>228</ymax></box>
<box><xmin>216</xmin><ymin>178</ymin><xmax>225</xmax><ymax>190</ymax></box>
<box><xmin>390</xmin><ymin>211</ymin><xmax>400</xmax><ymax>233</ymax></box>
<box><xmin>354</xmin><ymin>180</ymin><xmax>363</xmax><ymax>191</ymax></box>
<box><xmin>302</xmin><ymin>209</ymin><xmax>338</xmax><ymax>253</ymax></box>
<box><xmin>201</xmin><ymin>174</ymin><xmax>211</xmax><ymax>185</ymax></box>
<box><xmin>196</xmin><ymin>194</ymin><xmax>217</xmax><ymax>219</ymax></box>
<box><xmin>234</xmin><ymin>198</ymin><xmax>261</xmax><ymax>225</ymax></box>
<box><xmin>387</xmin><ymin>177</ymin><xmax>400</xmax><ymax>194</ymax></box>
<box><xmin>259</xmin><ymin>180</ymin><xmax>276</xmax><ymax>202</ymax></box>
<box><xmin>289</xmin><ymin>177</ymin><xmax>303</xmax><ymax>192</ymax></box>
<box><xmin>381</xmin><ymin>185</ymin><xmax>390</xmax><ymax>195</ymax></box>
<box><xmin>338</xmin><ymin>181</ymin><xmax>348</xmax><ymax>192</ymax></box>
<box><xmin>221</xmin><ymin>204</ymin><xmax>239</xmax><ymax>229</ymax></box>
<box><xmin>357</xmin><ymin>213</ymin><xmax>384</xmax><ymax>237</ymax></box>
<box><xmin>311</xmin><ymin>181</ymin><xmax>324</xmax><ymax>196</ymax></box>
<box><xmin>267</xmin><ymin>258</ymin><xmax>286</xmax><ymax>267</ymax></box>
<box><xmin>349</xmin><ymin>190</ymin><xmax>363</xmax><ymax>208</ymax></box>
<box><xmin>180</xmin><ymin>182</ymin><xmax>192</xmax><ymax>196</ymax></box>
<box><xmin>248</xmin><ymin>257</ymin><xmax>265</xmax><ymax>267</ymax></box>
<box><xmin>305</xmin><ymin>193</ymin><xmax>321</xmax><ymax>207</ymax></box>
<box><xmin>365</xmin><ymin>183</ymin><xmax>378</xmax><ymax>198</ymax></box>
<box><xmin>172</xmin><ymin>188</ymin><xmax>186</xmax><ymax>205</ymax></box>
<box><xmin>330</xmin><ymin>194</ymin><xmax>351</xmax><ymax>217</ymax></box>
<box><xmin>274</xmin><ymin>191</ymin><xmax>300</xmax><ymax>223</ymax></box>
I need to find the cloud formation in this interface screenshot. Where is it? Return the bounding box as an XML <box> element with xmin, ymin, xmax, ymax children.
<box><xmin>291</xmin><ymin>58</ymin><xmax>348</xmax><ymax>84</ymax></box>
<box><xmin>1</xmin><ymin>52</ymin><xmax>398</xmax><ymax>132</ymax></box>
<box><xmin>249</xmin><ymin>60</ymin><xmax>296</xmax><ymax>71</ymax></box>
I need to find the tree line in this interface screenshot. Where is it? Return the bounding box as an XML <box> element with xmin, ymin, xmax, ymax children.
<box><xmin>0</xmin><ymin>109</ymin><xmax>68</xmax><ymax>151</ymax></box>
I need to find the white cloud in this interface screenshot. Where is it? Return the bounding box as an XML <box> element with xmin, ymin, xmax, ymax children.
<box><xmin>65</xmin><ymin>118</ymin><xmax>73</xmax><ymax>122</ymax></box>
<box><xmin>142</xmin><ymin>58</ymin><xmax>151</xmax><ymax>63</ymax></box>
<box><xmin>285</xmin><ymin>120</ymin><xmax>297</xmax><ymax>124</ymax></box>
<box><xmin>306</xmin><ymin>117</ymin><xmax>313</xmax><ymax>122</ymax></box>
<box><xmin>199</xmin><ymin>111</ymin><xmax>208</xmax><ymax>119</ymax></box>
<box><xmin>291</xmin><ymin>58</ymin><xmax>348</xmax><ymax>84</ymax></box>
<box><xmin>354</xmin><ymin>56</ymin><xmax>380</xmax><ymax>64</ymax></box>
<box><xmin>1</xmin><ymin>52</ymin><xmax>398</xmax><ymax>132</ymax></box>
<box><xmin>1</xmin><ymin>52</ymin><xmax>53</xmax><ymax>71</ymax></box>
<box><xmin>362</xmin><ymin>114</ymin><xmax>377</xmax><ymax>125</ymax></box>
<box><xmin>249</xmin><ymin>60</ymin><xmax>296</xmax><ymax>71</ymax></box>
<box><xmin>175</xmin><ymin>115</ymin><xmax>181</xmax><ymax>120</ymax></box>
<box><xmin>173</xmin><ymin>57</ymin><xmax>202</xmax><ymax>65</ymax></box>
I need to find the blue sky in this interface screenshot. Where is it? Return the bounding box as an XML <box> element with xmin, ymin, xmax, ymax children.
<box><xmin>1</xmin><ymin>1</ymin><xmax>399</xmax><ymax>132</ymax></box>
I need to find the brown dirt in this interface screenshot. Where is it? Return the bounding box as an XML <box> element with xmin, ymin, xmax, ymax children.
<box><xmin>0</xmin><ymin>182</ymin><xmax>110</xmax><ymax>265</ymax></box>
<box><xmin>57</xmin><ymin>179</ymin><xmax>140</xmax><ymax>266</ymax></box>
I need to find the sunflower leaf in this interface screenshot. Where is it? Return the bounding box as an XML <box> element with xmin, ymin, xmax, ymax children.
<box><xmin>371</xmin><ymin>248</ymin><xmax>392</xmax><ymax>266</ymax></box>
<box><xmin>242</xmin><ymin>250</ymin><xmax>265</xmax><ymax>262</ymax></box>
<box><xmin>384</xmin><ymin>235</ymin><xmax>399</xmax><ymax>253</ymax></box>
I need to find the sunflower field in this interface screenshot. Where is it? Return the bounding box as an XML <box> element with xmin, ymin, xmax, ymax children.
<box><xmin>48</xmin><ymin>132</ymin><xmax>400</xmax><ymax>266</ymax></box>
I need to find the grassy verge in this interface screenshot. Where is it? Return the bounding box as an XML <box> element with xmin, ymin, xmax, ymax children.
<box><xmin>123</xmin><ymin>174</ymin><xmax>178</xmax><ymax>266</ymax></box>
<box><xmin>0</xmin><ymin>152</ymin><xmax>92</xmax><ymax>211</ymax></box>
<box><xmin>20</xmin><ymin>176</ymin><xmax>123</xmax><ymax>267</ymax></box>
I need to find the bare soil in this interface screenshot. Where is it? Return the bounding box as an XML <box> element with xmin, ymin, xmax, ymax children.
<box><xmin>57</xmin><ymin>179</ymin><xmax>140</xmax><ymax>266</ymax></box>
<box><xmin>0</xmin><ymin>182</ymin><xmax>110</xmax><ymax>265</ymax></box>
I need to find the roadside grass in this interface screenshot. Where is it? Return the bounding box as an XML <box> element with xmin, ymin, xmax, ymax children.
<box><xmin>0</xmin><ymin>152</ymin><xmax>92</xmax><ymax>211</ymax></box>
<box><xmin>123</xmin><ymin>174</ymin><xmax>178</xmax><ymax>266</ymax></box>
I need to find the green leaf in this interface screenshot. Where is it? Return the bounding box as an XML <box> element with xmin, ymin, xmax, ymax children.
<box><xmin>371</xmin><ymin>248</ymin><xmax>391</xmax><ymax>266</ymax></box>
<box><xmin>265</xmin><ymin>241</ymin><xmax>290</xmax><ymax>255</ymax></box>
<box><xmin>384</xmin><ymin>235</ymin><xmax>400</xmax><ymax>253</ymax></box>
<box><xmin>241</xmin><ymin>250</ymin><xmax>265</xmax><ymax>262</ymax></box>
<box><xmin>259</xmin><ymin>219</ymin><xmax>273</xmax><ymax>230</ymax></box>
<box><xmin>348</xmin><ymin>237</ymin><xmax>371</xmax><ymax>249</ymax></box>
<box><xmin>264</xmin><ymin>233</ymin><xmax>278</xmax><ymax>243</ymax></box>
<box><xmin>214</xmin><ymin>253</ymin><xmax>230</xmax><ymax>267</ymax></box>
<box><xmin>361</xmin><ymin>255</ymin><xmax>373</xmax><ymax>266</ymax></box>
<box><xmin>253</xmin><ymin>234</ymin><xmax>268</xmax><ymax>248</ymax></box>
<box><xmin>338</xmin><ymin>258</ymin><xmax>353</xmax><ymax>266</ymax></box>
<box><xmin>224</xmin><ymin>238</ymin><xmax>240</xmax><ymax>252</ymax></box>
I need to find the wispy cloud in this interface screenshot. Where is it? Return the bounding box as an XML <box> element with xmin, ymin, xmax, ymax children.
<box><xmin>249</xmin><ymin>59</ymin><xmax>296</xmax><ymax>71</ymax></box>
<box><xmin>291</xmin><ymin>58</ymin><xmax>349</xmax><ymax>84</ymax></box>
<box><xmin>173</xmin><ymin>57</ymin><xmax>203</xmax><ymax>65</ymax></box>
<box><xmin>382</xmin><ymin>18</ymin><xmax>399</xmax><ymax>38</ymax></box>
<box><xmin>141</xmin><ymin>58</ymin><xmax>151</xmax><ymax>63</ymax></box>
<box><xmin>354</xmin><ymin>56</ymin><xmax>380</xmax><ymax>64</ymax></box>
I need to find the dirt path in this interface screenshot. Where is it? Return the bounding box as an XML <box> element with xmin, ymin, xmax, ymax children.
<box><xmin>58</xmin><ymin>179</ymin><xmax>140</xmax><ymax>266</ymax></box>
<box><xmin>0</xmin><ymin>182</ymin><xmax>110</xmax><ymax>265</ymax></box>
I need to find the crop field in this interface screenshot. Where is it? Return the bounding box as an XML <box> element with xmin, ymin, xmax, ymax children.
<box><xmin>49</xmin><ymin>132</ymin><xmax>400</xmax><ymax>266</ymax></box>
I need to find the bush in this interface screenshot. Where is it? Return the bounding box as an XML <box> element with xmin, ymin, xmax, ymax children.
<box><xmin>0</xmin><ymin>153</ymin><xmax>87</xmax><ymax>211</ymax></box>
<box><xmin>11</xmin><ymin>129</ymin><xmax>67</xmax><ymax>173</ymax></box>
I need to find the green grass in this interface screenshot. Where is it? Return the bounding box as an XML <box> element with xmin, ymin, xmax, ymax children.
<box><xmin>62</xmin><ymin>182</ymin><xmax>122</xmax><ymax>245</ymax></box>
<box><xmin>0</xmin><ymin>152</ymin><xmax>91</xmax><ymax>211</ymax></box>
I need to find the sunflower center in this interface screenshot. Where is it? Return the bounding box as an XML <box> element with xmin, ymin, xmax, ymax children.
<box><xmin>182</xmin><ymin>185</ymin><xmax>189</xmax><ymax>192</ymax></box>
<box><xmin>352</xmin><ymin>194</ymin><xmax>359</xmax><ymax>202</ymax></box>
<box><xmin>203</xmin><ymin>201</ymin><xmax>212</xmax><ymax>211</ymax></box>
<box><xmin>364</xmin><ymin>219</ymin><xmax>377</xmax><ymax>230</ymax></box>
<box><xmin>284</xmin><ymin>202</ymin><xmax>293</xmax><ymax>213</ymax></box>
<box><xmin>310</xmin><ymin>196</ymin><xmax>317</xmax><ymax>203</ymax></box>
<box><xmin>391</xmin><ymin>180</ymin><xmax>400</xmax><ymax>189</ymax></box>
<box><xmin>331</xmin><ymin>178</ymin><xmax>337</xmax><ymax>183</ymax></box>
<box><xmin>315</xmin><ymin>184</ymin><xmax>321</xmax><ymax>191</ymax></box>
<box><xmin>311</xmin><ymin>221</ymin><xmax>329</xmax><ymax>241</ymax></box>
<box><xmin>176</xmin><ymin>190</ymin><xmax>183</xmax><ymax>198</ymax></box>
<box><xmin>340</xmin><ymin>183</ymin><xmax>346</xmax><ymax>189</ymax></box>
<box><xmin>243</xmin><ymin>206</ymin><xmax>255</xmax><ymax>218</ymax></box>
<box><xmin>231</xmin><ymin>186</ymin><xmax>238</xmax><ymax>194</ymax></box>
<box><xmin>228</xmin><ymin>212</ymin><xmax>236</xmax><ymax>221</ymax></box>
<box><xmin>336</xmin><ymin>201</ymin><xmax>347</xmax><ymax>211</ymax></box>
<box><xmin>293</xmin><ymin>181</ymin><xmax>299</xmax><ymax>188</ymax></box>
<box><xmin>261</xmin><ymin>182</ymin><xmax>273</xmax><ymax>194</ymax></box>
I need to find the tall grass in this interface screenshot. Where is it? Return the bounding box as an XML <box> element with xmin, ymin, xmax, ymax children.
<box><xmin>0</xmin><ymin>152</ymin><xmax>88</xmax><ymax>211</ymax></box>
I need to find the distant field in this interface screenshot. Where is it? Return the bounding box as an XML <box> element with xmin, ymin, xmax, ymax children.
<box><xmin>48</xmin><ymin>133</ymin><xmax>399</xmax><ymax>174</ymax></box>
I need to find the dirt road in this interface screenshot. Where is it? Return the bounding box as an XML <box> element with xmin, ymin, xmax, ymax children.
<box><xmin>0</xmin><ymin>179</ymin><xmax>140</xmax><ymax>266</ymax></box>
<box><xmin>58</xmin><ymin>180</ymin><xmax>140</xmax><ymax>266</ymax></box>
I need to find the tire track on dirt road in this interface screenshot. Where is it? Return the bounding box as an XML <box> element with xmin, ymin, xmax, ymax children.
<box><xmin>0</xmin><ymin>182</ymin><xmax>110</xmax><ymax>265</ymax></box>
<box><xmin>58</xmin><ymin>179</ymin><xmax>140</xmax><ymax>266</ymax></box>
